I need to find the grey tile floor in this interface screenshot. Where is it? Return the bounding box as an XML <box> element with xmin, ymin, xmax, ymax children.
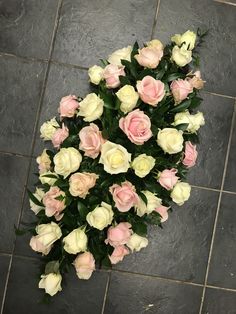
<box><xmin>0</xmin><ymin>0</ymin><xmax>236</xmax><ymax>313</ymax></box>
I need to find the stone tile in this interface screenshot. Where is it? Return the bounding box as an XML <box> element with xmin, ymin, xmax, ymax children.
<box><xmin>224</xmin><ymin>113</ymin><xmax>236</xmax><ymax>192</ymax></box>
<box><xmin>187</xmin><ymin>93</ymin><xmax>234</xmax><ymax>189</ymax></box>
<box><xmin>0</xmin><ymin>0</ymin><xmax>58</xmax><ymax>59</ymax></box>
<box><xmin>153</xmin><ymin>0</ymin><xmax>236</xmax><ymax>96</ymax></box>
<box><xmin>3</xmin><ymin>256</ymin><xmax>108</xmax><ymax>314</ymax></box>
<box><xmin>104</xmin><ymin>272</ymin><xmax>202</xmax><ymax>314</ymax></box>
<box><xmin>208</xmin><ymin>193</ymin><xmax>236</xmax><ymax>289</ymax></box>
<box><xmin>0</xmin><ymin>154</ymin><xmax>29</xmax><ymax>253</ymax></box>
<box><xmin>0</xmin><ymin>255</ymin><xmax>10</xmax><ymax>308</ymax></box>
<box><xmin>0</xmin><ymin>56</ymin><xmax>46</xmax><ymax>155</ymax></box>
<box><xmin>33</xmin><ymin>62</ymin><xmax>90</xmax><ymax>156</ymax></box>
<box><xmin>52</xmin><ymin>0</ymin><xmax>157</xmax><ymax>67</ymax></box>
<box><xmin>115</xmin><ymin>188</ymin><xmax>218</xmax><ymax>284</ymax></box>
<box><xmin>202</xmin><ymin>288</ymin><xmax>236</xmax><ymax>314</ymax></box>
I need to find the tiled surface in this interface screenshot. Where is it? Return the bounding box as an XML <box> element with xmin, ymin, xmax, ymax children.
<box><xmin>0</xmin><ymin>0</ymin><xmax>236</xmax><ymax>313</ymax></box>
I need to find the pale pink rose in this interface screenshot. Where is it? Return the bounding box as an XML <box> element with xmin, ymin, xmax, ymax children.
<box><xmin>183</xmin><ymin>141</ymin><xmax>198</xmax><ymax>168</ymax></box>
<box><xmin>170</xmin><ymin>79</ymin><xmax>193</xmax><ymax>104</ymax></box>
<box><xmin>105</xmin><ymin>222</ymin><xmax>132</xmax><ymax>247</ymax></box>
<box><xmin>136</xmin><ymin>76</ymin><xmax>165</xmax><ymax>106</ymax></box>
<box><xmin>79</xmin><ymin>123</ymin><xmax>105</xmax><ymax>159</ymax></box>
<box><xmin>109</xmin><ymin>181</ymin><xmax>139</xmax><ymax>212</ymax></box>
<box><xmin>109</xmin><ymin>245</ymin><xmax>129</xmax><ymax>264</ymax></box>
<box><xmin>155</xmin><ymin>205</ymin><xmax>169</xmax><ymax>223</ymax></box>
<box><xmin>103</xmin><ymin>64</ymin><xmax>125</xmax><ymax>88</ymax></box>
<box><xmin>135</xmin><ymin>46</ymin><xmax>163</xmax><ymax>69</ymax></box>
<box><xmin>159</xmin><ymin>168</ymin><xmax>179</xmax><ymax>190</ymax></box>
<box><xmin>43</xmin><ymin>187</ymin><xmax>66</xmax><ymax>220</ymax></box>
<box><xmin>119</xmin><ymin>109</ymin><xmax>152</xmax><ymax>145</ymax></box>
<box><xmin>29</xmin><ymin>236</ymin><xmax>51</xmax><ymax>255</ymax></box>
<box><xmin>59</xmin><ymin>95</ymin><xmax>79</xmax><ymax>118</ymax></box>
<box><xmin>74</xmin><ymin>252</ymin><xmax>95</xmax><ymax>280</ymax></box>
<box><xmin>51</xmin><ymin>123</ymin><xmax>69</xmax><ymax>148</ymax></box>
<box><xmin>188</xmin><ymin>71</ymin><xmax>205</xmax><ymax>90</ymax></box>
<box><xmin>69</xmin><ymin>172</ymin><xmax>98</xmax><ymax>198</ymax></box>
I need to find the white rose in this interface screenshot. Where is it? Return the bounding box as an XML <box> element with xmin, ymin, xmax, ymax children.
<box><xmin>146</xmin><ymin>39</ymin><xmax>164</xmax><ymax>50</ymax></box>
<box><xmin>171</xmin><ymin>30</ymin><xmax>196</xmax><ymax>50</ymax></box>
<box><xmin>63</xmin><ymin>227</ymin><xmax>88</xmax><ymax>254</ymax></box>
<box><xmin>54</xmin><ymin>147</ymin><xmax>82</xmax><ymax>178</ymax></box>
<box><xmin>86</xmin><ymin>202</ymin><xmax>114</xmax><ymax>230</ymax></box>
<box><xmin>99</xmin><ymin>141</ymin><xmax>131</xmax><ymax>174</ymax></box>
<box><xmin>116</xmin><ymin>85</ymin><xmax>139</xmax><ymax>113</ymax></box>
<box><xmin>108</xmin><ymin>46</ymin><xmax>132</xmax><ymax>66</ymax></box>
<box><xmin>39</xmin><ymin>273</ymin><xmax>62</xmax><ymax>296</ymax></box>
<box><xmin>135</xmin><ymin>190</ymin><xmax>162</xmax><ymax>217</ymax></box>
<box><xmin>29</xmin><ymin>188</ymin><xmax>45</xmax><ymax>214</ymax></box>
<box><xmin>171</xmin><ymin>182</ymin><xmax>191</xmax><ymax>205</ymax></box>
<box><xmin>132</xmin><ymin>154</ymin><xmax>155</xmax><ymax>178</ymax></box>
<box><xmin>173</xmin><ymin>110</ymin><xmax>205</xmax><ymax>133</ymax></box>
<box><xmin>39</xmin><ymin>171</ymin><xmax>58</xmax><ymax>186</ymax></box>
<box><xmin>40</xmin><ymin>117</ymin><xmax>59</xmax><ymax>140</ymax></box>
<box><xmin>88</xmin><ymin>65</ymin><xmax>104</xmax><ymax>85</ymax></box>
<box><xmin>172</xmin><ymin>45</ymin><xmax>192</xmax><ymax>67</ymax></box>
<box><xmin>191</xmin><ymin>112</ymin><xmax>205</xmax><ymax>133</ymax></box>
<box><xmin>77</xmin><ymin>93</ymin><xmax>104</xmax><ymax>122</ymax></box>
<box><xmin>157</xmin><ymin>128</ymin><xmax>184</xmax><ymax>154</ymax></box>
<box><xmin>36</xmin><ymin>149</ymin><xmax>51</xmax><ymax>174</ymax></box>
<box><xmin>127</xmin><ymin>233</ymin><xmax>148</xmax><ymax>252</ymax></box>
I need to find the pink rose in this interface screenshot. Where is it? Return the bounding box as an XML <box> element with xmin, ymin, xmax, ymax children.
<box><xmin>119</xmin><ymin>109</ymin><xmax>152</xmax><ymax>145</ymax></box>
<box><xmin>170</xmin><ymin>79</ymin><xmax>193</xmax><ymax>104</ymax></box>
<box><xmin>188</xmin><ymin>71</ymin><xmax>204</xmax><ymax>90</ymax></box>
<box><xmin>103</xmin><ymin>64</ymin><xmax>125</xmax><ymax>88</ymax></box>
<box><xmin>79</xmin><ymin>123</ymin><xmax>105</xmax><ymax>159</ymax></box>
<box><xmin>59</xmin><ymin>95</ymin><xmax>79</xmax><ymax>118</ymax></box>
<box><xmin>29</xmin><ymin>236</ymin><xmax>51</xmax><ymax>255</ymax></box>
<box><xmin>183</xmin><ymin>141</ymin><xmax>198</xmax><ymax>168</ymax></box>
<box><xmin>109</xmin><ymin>181</ymin><xmax>139</xmax><ymax>212</ymax></box>
<box><xmin>136</xmin><ymin>76</ymin><xmax>165</xmax><ymax>106</ymax></box>
<box><xmin>43</xmin><ymin>186</ymin><xmax>66</xmax><ymax>220</ymax></box>
<box><xmin>105</xmin><ymin>222</ymin><xmax>132</xmax><ymax>247</ymax></box>
<box><xmin>74</xmin><ymin>252</ymin><xmax>95</xmax><ymax>280</ymax></box>
<box><xmin>135</xmin><ymin>46</ymin><xmax>163</xmax><ymax>69</ymax></box>
<box><xmin>51</xmin><ymin>123</ymin><xmax>69</xmax><ymax>148</ymax></box>
<box><xmin>158</xmin><ymin>168</ymin><xmax>179</xmax><ymax>190</ymax></box>
<box><xmin>69</xmin><ymin>172</ymin><xmax>98</xmax><ymax>198</ymax></box>
<box><xmin>109</xmin><ymin>245</ymin><xmax>129</xmax><ymax>264</ymax></box>
<box><xmin>155</xmin><ymin>205</ymin><xmax>169</xmax><ymax>223</ymax></box>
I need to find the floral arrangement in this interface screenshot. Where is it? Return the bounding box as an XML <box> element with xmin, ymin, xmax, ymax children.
<box><xmin>20</xmin><ymin>29</ymin><xmax>206</xmax><ymax>297</ymax></box>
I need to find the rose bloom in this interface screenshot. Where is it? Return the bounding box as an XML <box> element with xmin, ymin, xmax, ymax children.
<box><xmin>88</xmin><ymin>65</ymin><xmax>104</xmax><ymax>85</ymax></box>
<box><xmin>171</xmin><ymin>30</ymin><xmax>196</xmax><ymax>50</ymax></box>
<box><xmin>69</xmin><ymin>172</ymin><xmax>98</xmax><ymax>198</ymax></box>
<box><xmin>39</xmin><ymin>171</ymin><xmax>58</xmax><ymax>186</ymax></box>
<box><xmin>109</xmin><ymin>181</ymin><xmax>139</xmax><ymax>212</ymax></box>
<box><xmin>155</xmin><ymin>205</ymin><xmax>169</xmax><ymax>223</ymax></box>
<box><xmin>51</xmin><ymin>123</ymin><xmax>69</xmax><ymax>148</ymax></box>
<box><xmin>103</xmin><ymin>64</ymin><xmax>125</xmax><ymax>89</ymax></box>
<box><xmin>109</xmin><ymin>245</ymin><xmax>129</xmax><ymax>264</ymax></box>
<box><xmin>36</xmin><ymin>149</ymin><xmax>51</xmax><ymax>174</ymax></box>
<box><xmin>58</xmin><ymin>95</ymin><xmax>79</xmax><ymax>118</ymax></box>
<box><xmin>188</xmin><ymin>71</ymin><xmax>205</xmax><ymax>90</ymax></box>
<box><xmin>170</xmin><ymin>79</ymin><xmax>193</xmax><ymax>104</ymax></box>
<box><xmin>54</xmin><ymin>147</ymin><xmax>82</xmax><ymax>178</ymax></box>
<box><xmin>136</xmin><ymin>76</ymin><xmax>165</xmax><ymax>106</ymax></box>
<box><xmin>79</xmin><ymin>123</ymin><xmax>105</xmax><ymax>159</ymax></box>
<box><xmin>172</xmin><ymin>45</ymin><xmax>192</xmax><ymax>67</ymax></box>
<box><xmin>183</xmin><ymin>141</ymin><xmax>198</xmax><ymax>168</ymax></box>
<box><xmin>157</xmin><ymin>128</ymin><xmax>184</xmax><ymax>154</ymax></box>
<box><xmin>132</xmin><ymin>154</ymin><xmax>155</xmax><ymax>178</ymax></box>
<box><xmin>63</xmin><ymin>227</ymin><xmax>88</xmax><ymax>254</ymax></box>
<box><xmin>135</xmin><ymin>190</ymin><xmax>162</xmax><ymax>217</ymax></box>
<box><xmin>40</xmin><ymin>117</ymin><xmax>59</xmax><ymax>140</ymax></box>
<box><xmin>119</xmin><ymin>109</ymin><xmax>152</xmax><ymax>145</ymax></box>
<box><xmin>127</xmin><ymin>233</ymin><xmax>148</xmax><ymax>252</ymax></box>
<box><xmin>171</xmin><ymin>182</ymin><xmax>191</xmax><ymax>206</ymax></box>
<box><xmin>74</xmin><ymin>252</ymin><xmax>95</xmax><ymax>280</ymax></box>
<box><xmin>78</xmin><ymin>93</ymin><xmax>104</xmax><ymax>122</ymax></box>
<box><xmin>135</xmin><ymin>46</ymin><xmax>163</xmax><ymax>69</ymax></box>
<box><xmin>146</xmin><ymin>39</ymin><xmax>164</xmax><ymax>50</ymax></box>
<box><xmin>107</xmin><ymin>46</ymin><xmax>132</xmax><ymax>66</ymax></box>
<box><xmin>105</xmin><ymin>222</ymin><xmax>132</xmax><ymax>247</ymax></box>
<box><xmin>39</xmin><ymin>273</ymin><xmax>62</xmax><ymax>296</ymax></box>
<box><xmin>86</xmin><ymin>202</ymin><xmax>114</xmax><ymax>230</ymax></box>
<box><xmin>29</xmin><ymin>188</ymin><xmax>45</xmax><ymax>214</ymax></box>
<box><xmin>43</xmin><ymin>186</ymin><xmax>66</xmax><ymax>221</ymax></box>
<box><xmin>158</xmin><ymin>168</ymin><xmax>179</xmax><ymax>190</ymax></box>
<box><xmin>116</xmin><ymin>85</ymin><xmax>139</xmax><ymax>114</ymax></box>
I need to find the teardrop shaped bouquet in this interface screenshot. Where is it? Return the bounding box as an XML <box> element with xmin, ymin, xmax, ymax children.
<box><xmin>21</xmin><ymin>29</ymin><xmax>207</xmax><ymax>297</ymax></box>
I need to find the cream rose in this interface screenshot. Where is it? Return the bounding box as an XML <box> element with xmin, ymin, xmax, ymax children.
<box><xmin>132</xmin><ymin>154</ymin><xmax>155</xmax><ymax>178</ymax></box>
<box><xmin>127</xmin><ymin>233</ymin><xmax>148</xmax><ymax>252</ymax></box>
<box><xmin>99</xmin><ymin>141</ymin><xmax>131</xmax><ymax>175</ymax></box>
<box><xmin>171</xmin><ymin>30</ymin><xmax>196</xmax><ymax>50</ymax></box>
<box><xmin>107</xmin><ymin>46</ymin><xmax>132</xmax><ymax>66</ymax></box>
<box><xmin>116</xmin><ymin>85</ymin><xmax>139</xmax><ymax>113</ymax></box>
<box><xmin>29</xmin><ymin>188</ymin><xmax>45</xmax><ymax>214</ymax></box>
<box><xmin>74</xmin><ymin>252</ymin><xmax>95</xmax><ymax>280</ymax></box>
<box><xmin>39</xmin><ymin>171</ymin><xmax>58</xmax><ymax>186</ymax></box>
<box><xmin>39</xmin><ymin>273</ymin><xmax>62</xmax><ymax>296</ymax></box>
<box><xmin>135</xmin><ymin>190</ymin><xmax>162</xmax><ymax>217</ymax></box>
<box><xmin>171</xmin><ymin>182</ymin><xmax>191</xmax><ymax>205</ymax></box>
<box><xmin>173</xmin><ymin>110</ymin><xmax>205</xmax><ymax>133</ymax></box>
<box><xmin>63</xmin><ymin>227</ymin><xmax>88</xmax><ymax>254</ymax></box>
<box><xmin>86</xmin><ymin>202</ymin><xmax>114</xmax><ymax>230</ymax></box>
<box><xmin>157</xmin><ymin>128</ymin><xmax>184</xmax><ymax>154</ymax></box>
<box><xmin>88</xmin><ymin>65</ymin><xmax>104</xmax><ymax>85</ymax></box>
<box><xmin>77</xmin><ymin>93</ymin><xmax>104</xmax><ymax>122</ymax></box>
<box><xmin>172</xmin><ymin>45</ymin><xmax>192</xmax><ymax>67</ymax></box>
<box><xmin>40</xmin><ymin>117</ymin><xmax>59</xmax><ymax>140</ymax></box>
<box><xmin>146</xmin><ymin>39</ymin><xmax>164</xmax><ymax>50</ymax></box>
<box><xmin>69</xmin><ymin>172</ymin><xmax>98</xmax><ymax>198</ymax></box>
<box><xmin>54</xmin><ymin>147</ymin><xmax>82</xmax><ymax>178</ymax></box>
<box><xmin>36</xmin><ymin>149</ymin><xmax>51</xmax><ymax>174</ymax></box>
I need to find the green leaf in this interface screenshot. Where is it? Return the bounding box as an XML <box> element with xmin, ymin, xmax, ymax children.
<box><xmin>45</xmin><ymin>261</ymin><xmax>60</xmax><ymax>275</ymax></box>
<box><xmin>27</xmin><ymin>189</ymin><xmax>44</xmax><ymax>207</ymax></box>
<box><xmin>14</xmin><ymin>224</ymin><xmax>29</xmax><ymax>236</ymax></box>
<box><xmin>131</xmin><ymin>41</ymin><xmax>139</xmax><ymax>61</ymax></box>
<box><xmin>41</xmin><ymin>174</ymin><xmax>58</xmax><ymax>179</ymax></box>
<box><xmin>77</xmin><ymin>200</ymin><xmax>90</xmax><ymax>221</ymax></box>
<box><xmin>119</xmin><ymin>75</ymin><xmax>131</xmax><ymax>86</ymax></box>
<box><xmin>101</xmin><ymin>255</ymin><xmax>112</xmax><ymax>268</ymax></box>
<box><xmin>100</xmin><ymin>59</ymin><xmax>109</xmax><ymax>67</ymax></box>
<box><xmin>132</xmin><ymin>221</ymin><xmax>147</xmax><ymax>237</ymax></box>
<box><xmin>165</xmin><ymin>72</ymin><xmax>185</xmax><ymax>82</ymax></box>
<box><xmin>175</xmin><ymin>123</ymin><xmax>189</xmax><ymax>131</ymax></box>
<box><xmin>138</xmin><ymin>192</ymin><xmax>148</xmax><ymax>205</ymax></box>
<box><xmin>121</xmin><ymin>59</ymin><xmax>137</xmax><ymax>79</ymax></box>
<box><xmin>170</xmin><ymin>99</ymin><xmax>192</xmax><ymax>113</ymax></box>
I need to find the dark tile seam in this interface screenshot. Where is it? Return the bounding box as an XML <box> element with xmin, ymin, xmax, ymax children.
<box><xmin>101</xmin><ymin>271</ymin><xmax>112</xmax><ymax>314</ymax></box>
<box><xmin>213</xmin><ymin>0</ymin><xmax>236</xmax><ymax>7</ymax></box>
<box><xmin>150</xmin><ymin>0</ymin><xmax>161</xmax><ymax>40</ymax></box>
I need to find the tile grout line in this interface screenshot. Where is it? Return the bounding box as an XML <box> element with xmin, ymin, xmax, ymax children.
<box><xmin>198</xmin><ymin>102</ymin><xmax>236</xmax><ymax>314</ymax></box>
<box><xmin>206</xmin><ymin>285</ymin><xmax>236</xmax><ymax>293</ymax></box>
<box><xmin>213</xmin><ymin>0</ymin><xmax>236</xmax><ymax>7</ymax></box>
<box><xmin>0</xmin><ymin>1</ymin><xmax>64</xmax><ymax>313</ymax></box>
<box><xmin>101</xmin><ymin>271</ymin><xmax>111</xmax><ymax>314</ymax></box>
<box><xmin>150</xmin><ymin>0</ymin><xmax>161</xmax><ymax>40</ymax></box>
